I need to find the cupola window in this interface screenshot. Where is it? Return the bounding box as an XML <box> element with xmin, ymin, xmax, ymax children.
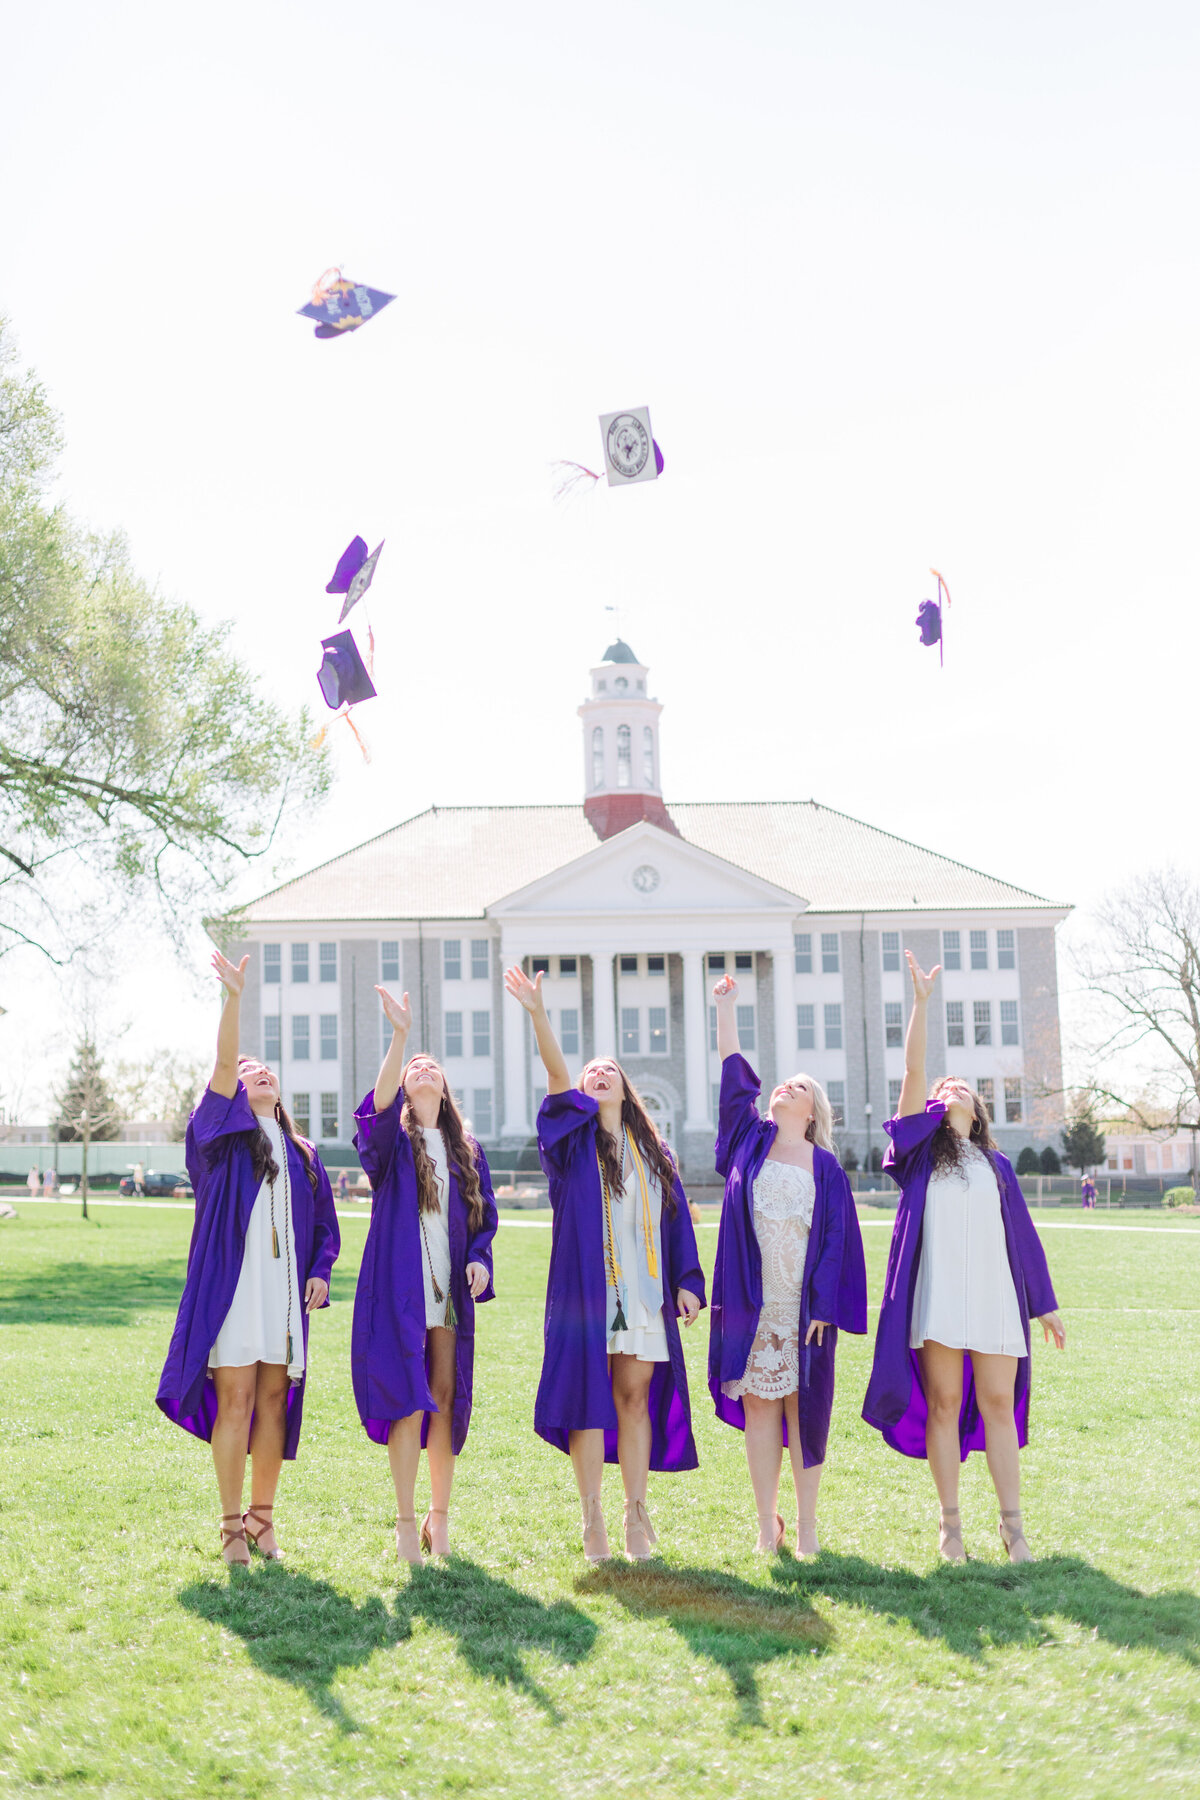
<box><xmin>591</xmin><ymin>726</ymin><xmax>604</xmax><ymax>788</ymax></box>
<box><xmin>617</xmin><ymin>724</ymin><xmax>632</xmax><ymax>788</ymax></box>
<box><xmin>642</xmin><ymin>726</ymin><xmax>655</xmax><ymax>786</ymax></box>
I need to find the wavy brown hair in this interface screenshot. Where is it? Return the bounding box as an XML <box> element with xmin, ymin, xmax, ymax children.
<box><xmin>591</xmin><ymin>1063</ymin><xmax>679</xmax><ymax>1217</ymax></box>
<box><xmin>928</xmin><ymin>1078</ymin><xmax>998</xmax><ymax>1179</ymax></box>
<box><xmin>399</xmin><ymin>1058</ymin><xmax>485</xmax><ymax>1234</ymax></box>
<box><xmin>237</xmin><ymin>1059</ymin><xmax>319</xmax><ymax>1194</ymax></box>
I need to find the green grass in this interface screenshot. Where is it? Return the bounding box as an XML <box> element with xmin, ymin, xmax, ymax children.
<box><xmin>1</xmin><ymin>1206</ymin><xmax>1199</xmax><ymax>1799</ymax></box>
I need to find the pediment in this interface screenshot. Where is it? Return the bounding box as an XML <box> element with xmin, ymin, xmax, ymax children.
<box><xmin>487</xmin><ymin>821</ymin><xmax>808</xmax><ymax>917</ymax></box>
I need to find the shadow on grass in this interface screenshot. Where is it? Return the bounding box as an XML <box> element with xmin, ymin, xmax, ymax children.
<box><xmin>0</xmin><ymin>1257</ymin><xmax>186</xmax><ymax>1327</ymax></box>
<box><xmin>576</xmin><ymin>1561</ymin><xmax>832</xmax><ymax>1728</ymax></box>
<box><xmin>770</xmin><ymin>1551</ymin><xmax>1200</xmax><ymax>1665</ymax></box>
<box><xmin>396</xmin><ymin>1557</ymin><xmax>598</xmax><ymax>1722</ymax></box>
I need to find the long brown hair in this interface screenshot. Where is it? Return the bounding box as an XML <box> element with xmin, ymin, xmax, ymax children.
<box><xmin>592</xmin><ymin>1064</ymin><xmax>679</xmax><ymax>1217</ymax></box>
<box><xmin>237</xmin><ymin>1060</ymin><xmax>319</xmax><ymax>1193</ymax></box>
<box><xmin>929</xmin><ymin>1078</ymin><xmax>998</xmax><ymax>1179</ymax></box>
<box><xmin>399</xmin><ymin>1058</ymin><xmax>485</xmax><ymax>1233</ymax></box>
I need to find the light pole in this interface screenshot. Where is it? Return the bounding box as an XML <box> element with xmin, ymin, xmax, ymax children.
<box><xmin>864</xmin><ymin>1102</ymin><xmax>873</xmax><ymax>1182</ymax></box>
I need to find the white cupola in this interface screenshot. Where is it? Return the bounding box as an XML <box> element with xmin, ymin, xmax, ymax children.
<box><xmin>578</xmin><ymin>640</ymin><xmax>677</xmax><ymax>840</ymax></box>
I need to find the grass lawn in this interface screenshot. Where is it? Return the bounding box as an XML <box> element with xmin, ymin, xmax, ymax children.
<box><xmin>1</xmin><ymin>1204</ymin><xmax>1198</xmax><ymax>1799</ymax></box>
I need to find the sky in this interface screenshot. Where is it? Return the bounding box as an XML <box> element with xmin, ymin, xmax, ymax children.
<box><xmin>2</xmin><ymin>0</ymin><xmax>1198</xmax><ymax>1117</ymax></box>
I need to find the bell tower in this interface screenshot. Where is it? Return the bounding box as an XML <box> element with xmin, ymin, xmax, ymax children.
<box><xmin>579</xmin><ymin>639</ymin><xmax>678</xmax><ymax>840</ymax></box>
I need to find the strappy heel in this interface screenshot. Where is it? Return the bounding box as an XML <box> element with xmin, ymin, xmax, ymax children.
<box><xmin>420</xmin><ymin>1508</ymin><xmax>450</xmax><ymax>1555</ymax></box>
<box><xmin>581</xmin><ymin>1494</ymin><xmax>610</xmax><ymax>1563</ymax></box>
<box><xmin>395</xmin><ymin>1515</ymin><xmax>424</xmax><ymax>1567</ymax></box>
<box><xmin>220</xmin><ymin>1513</ymin><xmax>250</xmax><ymax>1567</ymax></box>
<box><xmin>756</xmin><ymin>1511</ymin><xmax>787</xmax><ymax>1554</ymax></box>
<box><xmin>938</xmin><ymin>1506</ymin><xmax>966</xmax><ymax>1563</ymax></box>
<box><xmin>243</xmin><ymin>1503</ymin><xmax>282</xmax><ymax>1561</ymax></box>
<box><xmin>623</xmin><ymin>1498</ymin><xmax>658</xmax><ymax>1562</ymax></box>
<box><xmin>999</xmin><ymin>1509</ymin><xmax>1032</xmax><ymax>1564</ymax></box>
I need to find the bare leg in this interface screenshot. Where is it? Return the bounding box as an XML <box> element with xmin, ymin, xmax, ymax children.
<box><xmin>245</xmin><ymin>1361</ymin><xmax>289</xmax><ymax>1555</ymax></box>
<box><xmin>568</xmin><ymin>1426</ymin><xmax>609</xmax><ymax>1560</ymax></box>
<box><xmin>611</xmin><ymin>1355</ymin><xmax>657</xmax><ymax>1557</ymax></box>
<box><xmin>423</xmin><ymin>1327</ymin><xmax>457</xmax><ymax>1554</ymax></box>
<box><xmin>742</xmin><ymin>1393</ymin><xmax>786</xmax><ymax>1551</ymax></box>
<box><xmin>783</xmin><ymin>1392</ymin><xmax>823</xmax><ymax>1555</ymax></box>
<box><xmin>211</xmin><ymin>1365</ymin><xmax>256</xmax><ymax>1564</ymax></box>
<box><xmin>387</xmin><ymin>1411</ymin><xmax>425</xmax><ymax>1565</ymax></box>
<box><xmin>971</xmin><ymin>1351</ymin><xmax>1029</xmax><ymax>1560</ymax></box>
<box><xmin>917</xmin><ymin>1341</ymin><xmax>966</xmax><ymax>1560</ymax></box>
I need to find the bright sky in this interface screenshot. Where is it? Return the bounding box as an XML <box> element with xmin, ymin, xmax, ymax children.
<box><xmin>2</xmin><ymin>0</ymin><xmax>1197</xmax><ymax>1116</ymax></box>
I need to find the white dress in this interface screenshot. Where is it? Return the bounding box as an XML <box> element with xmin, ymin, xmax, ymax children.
<box><xmin>723</xmin><ymin>1160</ymin><xmax>816</xmax><ymax>1401</ymax></box>
<box><xmin>210</xmin><ymin>1114</ymin><xmax>304</xmax><ymax>1379</ymax></box>
<box><xmin>607</xmin><ymin>1139</ymin><xmax>668</xmax><ymax>1364</ymax></box>
<box><xmin>910</xmin><ymin>1143</ymin><xmax>1026</xmax><ymax>1355</ymax></box>
<box><xmin>419</xmin><ymin>1126</ymin><xmax>454</xmax><ymax>1331</ymax></box>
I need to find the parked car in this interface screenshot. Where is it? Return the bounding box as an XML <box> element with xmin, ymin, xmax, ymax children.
<box><xmin>118</xmin><ymin>1171</ymin><xmax>194</xmax><ymax>1197</ymax></box>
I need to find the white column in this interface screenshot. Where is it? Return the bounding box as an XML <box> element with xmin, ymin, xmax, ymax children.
<box><xmin>773</xmin><ymin>933</ymin><xmax>797</xmax><ymax>1082</ymax></box>
<box><xmin>499</xmin><ymin>934</ymin><xmax>531</xmax><ymax>1138</ymax></box>
<box><xmin>682</xmin><ymin>948</ymin><xmax>711</xmax><ymax>1132</ymax></box>
<box><xmin>591</xmin><ymin>948</ymin><xmax>616</xmax><ymax>1057</ymax></box>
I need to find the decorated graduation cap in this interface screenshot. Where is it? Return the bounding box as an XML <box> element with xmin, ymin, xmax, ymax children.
<box><xmin>552</xmin><ymin>404</ymin><xmax>664</xmax><ymax>501</ymax></box>
<box><xmin>326</xmin><ymin>535</ymin><xmax>384</xmax><ymax>623</ymax></box>
<box><xmin>915</xmin><ymin>569</ymin><xmax>951</xmax><ymax>665</ymax></box>
<box><xmin>298</xmin><ymin>268</ymin><xmax>395</xmax><ymax>339</ymax></box>
<box><xmin>317</xmin><ymin>630</ymin><xmax>376</xmax><ymax>711</ymax></box>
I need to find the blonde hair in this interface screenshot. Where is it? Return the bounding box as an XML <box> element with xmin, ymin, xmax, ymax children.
<box><xmin>777</xmin><ymin>1072</ymin><xmax>835</xmax><ymax>1152</ymax></box>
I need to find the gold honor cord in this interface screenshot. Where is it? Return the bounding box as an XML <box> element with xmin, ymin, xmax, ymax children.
<box><xmin>624</xmin><ymin>1134</ymin><xmax>658</xmax><ymax>1282</ymax></box>
<box><xmin>596</xmin><ymin>1146</ymin><xmax>628</xmax><ymax>1334</ymax></box>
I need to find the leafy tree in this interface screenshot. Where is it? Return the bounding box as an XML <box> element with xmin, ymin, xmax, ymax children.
<box><xmin>55</xmin><ymin>1037</ymin><xmax>121</xmax><ymax>1142</ymax></box>
<box><xmin>840</xmin><ymin>1144</ymin><xmax>860</xmax><ymax>1172</ymax></box>
<box><xmin>1016</xmin><ymin>1146</ymin><xmax>1041</xmax><ymax>1175</ymax></box>
<box><xmin>1061</xmin><ymin>1111</ymin><xmax>1106</xmax><ymax>1175</ymax></box>
<box><xmin>1039</xmin><ymin>1145</ymin><xmax>1061</xmax><ymax>1175</ymax></box>
<box><xmin>0</xmin><ymin>317</ymin><xmax>330</xmax><ymax>966</ymax></box>
<box><xmin>112</xmin><ymin>1049</ymin><xmax>207</xmax><ymax>1138</ymax></box>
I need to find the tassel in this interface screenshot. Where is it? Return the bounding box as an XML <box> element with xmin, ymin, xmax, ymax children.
<box><xmin>287</xmin><ymin>1332</ymin><xmax>294</xmax><ymax>1366</ymax></box>
<box><xmin>272</xmin><ymin>1225</ymin><xmax>280</xmax><ymax>1259</ymax></box>
<box><xmin>612</xmin><ymin>1293</ymin><xmax>628</xmax><ymax>1334</ymax></box>
<box><xmin>445</xmin><ymin>1287</ymin><xmax>457</xmax><ymax>1331</ymax></box>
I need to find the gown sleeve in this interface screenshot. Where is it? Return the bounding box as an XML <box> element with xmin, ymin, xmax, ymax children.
<box><xmin>715</xmin><ymin>1053</ymin><xmax>764</xmax><ymax>1177</ymax></box>
<box><xmin>353</xmin><ymin>1088</ymin><xmax>403</xmax><ymax>1187</ymax></box>
<box><xmin>665</xmin><ymin>1158</ymin><xmax>707</xmax><ymax>1308</ymax></box>
<box><xmin>188</xmin><ymin>1083</ymin><xmax>257</xmax><ymax>1172</ymax></box>
<box><xmin>465</xmin><ymin>1145</ymin><xmax>500</xmax><ymax>1301</ymax></box>
<box><xmin>882</xmin><ymin>1101</ymin><xmax>946</xmax><ymax>1188</ymax></box>
<box><xmin>306</xmin><ymin>1153</ymin><xmax>340</xmax><ymax>1298</ymax></box>
<box><xmin>999</xmin><ymin>1157</ymin><xmax>1059</xmax><ymax>1316</ymax></box>
<box><xmin>809</xmin><ymin>1154</ymin><xmax>868</xmax><ymax>1332</ymax></box>
<box><xmin>536</xmin><ymin>1089</ymin><xmax>599</xmax><ymax>1184</ymax></box>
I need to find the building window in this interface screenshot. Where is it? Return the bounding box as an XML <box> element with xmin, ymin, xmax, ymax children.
<box><xmin>974</xmin><ymin>1001</ymin><xmax>992</xmax><ymax>1047</ymax></box>
<box><xmin>531</xmin><ymin>957</ymin><xmax>550</xmax><ymax>976</ymax></box>
<box><xmin>942</xmin><ymin>930</ymin><xmax>961</xmax><ymax>971</ymax></box>
<box><xmin>321</xmin><ymin>1092</ymin><xmax>339</xmax><ymax>1138</ymax></box>
<box><xmin>977</xmin><ymin>1077</ymin><xmax>995</xmax><ymax>1121</ymax></box>
<box><xmin>592</xmin><ymin>726</ymin><xmax>604</xmax><ymax>789</ymax></box>
<box><xmin>997</xmin><ymin>929</ymin><xmax>1015</xmax><ymax>971</ymax></box>
<box><xmin>319</xmin><ymin>943</ymin><xmax>337</xmax><ymax>982</ymax></box>
<box><xmin>471</xmin><ymin>939</ymin><xmax>490</xmax><ymax>980</ymax></box>
<box><xmin>888</xmin><ymin>1077</ymin><xmax>902</xmax><ymax>1112</ymax></box>
<box><xmin>882</xmin><ymin>931</ymin><xmax>900</xmax><ymax>972</ymax></box>
<box><xmin>559</xmin><ymin>956</ymin><xmax>578</xmax><ymax>976</ymax></box>
<box><xmin>970</xmin><ymin>930</ymin><xmax>988</xmax><ymax>970</ymax></box>
<box><xmin>708</xmin><ymin>953</ymin><xmax>726</xmax><ymax>972</ymax></box>
<box><xmin>821</xmin><ymin>934</ymin><xmax>840</xmax><ymax>974</ymax></box>
<box><xmin>647</xmin><ymin>954</ymin><xmax>665</xmax><ymax>975</ymax></box>
<box><xmin>828</xmin><ymin>1080</ymin><xmax>846</xmax><ymax>1129</ymax></box>
<box><xmin>292</xmin><ymin>943</ymin><xmax>309</xmax><ymax>984</ymax></box>
<box><xmin>620</xmin><ymin>954</ymin><xmax>639</xmax><ymax>975</ymax></box>
<box><xmin>444</xmin><ymin>940</ymin><xmax>462</xmax><ymax>981</ymax></box>
<box><xmin>736</xmin><ymin>1006</ymin><xmax>756</xmax><ymax>1051</ymax></box>
<box><xmin>884</xmin><ymin>1001</ymin><xmax>903</xmax><ymax>1048</ymax></box>
<box><xmin>444</xmin><ymin>1011</ymin><xmax>463</xmax><ymax>1057</ymax></box>
<box><xmin>265</xmin><ymin>1016</ymin><xmax>281</xmax><ymax>1061</ymax></box>
<box><xmin>320</xmin><ymin>1014</ymin><xmax>338</xmax><ymax>1060</ymax></box>
<box><xmin>797</xmin><ymin>1004</ymin><xmax>815</xmax><ymax>1051</ymax></box>
<box><xmin>472</xmin><ymin>1011</ymin><xmax>491</xmax><ymax>1057</ymax></box>
<box><xmin>1004</xmin><ymin>1078</ymin><xmax>1022</xmax><ymax>1124</ymax></box>
<box><xmin>472</xmin><ymin>1089</ymin><xmax>493</xmax><ymax>1136</ymax></box>
<box><xmin>794</xmin><ymin>933</ymin><xmax>812</xmax><ymax>974</ymax></box>
<box><xmin>648</xmin><ymin>1007</ymin><xmax>667</xmax><ymax>1054</ymax></box>
<box><xmin>735</xmin><ymin>953</ymin><xmax>753</xmax><ymax>972</ymax></box>
<box><xmin>560</xmin><ymin>1009</ymin><xmax>580</xmax><ymax>1057</ymax></box>
<box><xmin>709</xmin><ymin>1005</ymin><xmax>718</xmax><ymax>1051</ymax></box>
<box><xmin>621</xmin><ymin>1008</ymin><xmax>640</xmax><ymax>1055</ymax></box>
<box><xmin>292</xmin><ymin>1015</ymin><xmax>310</xmax><ymax>1060</ymax></box>
<box><xmin>381</xmin><ymin>940</ymin><xmax>400</xmax><ymax>982</ymax></box>
<box><xmin>264</xmin><ymin>943</ymin><xmax>282</xmax><ymax>985</ymax></box>
<box><xmin>946</xmin><ymin>1000</ymin><xmax>965</xmax><ymax>1047</ymax></box>
<box><xmin>824</xmin><ymin>1003</ymin><xmax>843</xmax><ymax>1050</ymax></box>
<box><xmin>617</xmin><ymin>724</ymin><xmax>632</xmax><ymax>788</ymax></box>
<box><xmin>642</xmin><ymin>726</ymin><xmax>655</xmax><ymax>786</ymax></box>
<box><xmin>1000</xmin><ymin>1000</ymin><xmax>1019</xmax><ymax>1046</ymax></box>
<box><xmin>291</xmin><ymin>1093</ymin><xmax>311</xmax><ymax>1135</ymax></box>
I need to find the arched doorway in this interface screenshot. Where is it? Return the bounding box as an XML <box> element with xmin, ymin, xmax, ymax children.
<box><xmin>639</xmin><ymin>1088</ymin><xmax>675</xmax><ymax>1145</ymax></box>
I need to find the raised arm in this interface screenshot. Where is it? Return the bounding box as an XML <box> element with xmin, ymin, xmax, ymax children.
<box><xmin>713</xmin><ymin>973</ymin><xmax>741</xmax><ymax>1061</ymax></box>
<box><xmin>504</xmin><ymin>966</ymin><xmax>570</xmax><ymax>1094</ymax></box>
<box><xmin>373</xmin><ymin>987</ymin><xmax>412</xmax><ymax>1112</ymax></box>
<box><xmin>898</xmin><ymin>950</ymin><xmax>941</xmax><ymax>1116</ymax></box>
<box><xmin>210</xmin><ymin>950</ymin><xmax>249</xmax><ymax>1098</ymax></box>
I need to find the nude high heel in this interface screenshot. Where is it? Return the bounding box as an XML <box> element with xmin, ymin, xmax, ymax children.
<box><xmin>420</xmin><ymin>1508</ymin><xmax>449</xmax><ymax>1555</ymax></box>
<box><xmin>581</xmin><ymin>1494</ymin><xmax>610</xmax><ymax>1563</ymax></box>
<box><xmin>756</xmin><ymin>1512</ymin><xmax>787</xmax><ymax>1554</ymax></box>
<box><xmin>939</xmin><ymin>1506</ymin><xmax>966</xmax><ymax>1563</ymax></box>
<box><xmin>395</xmin><ymin>1515</ymin><xmax>424</xmax><ymax>1567</ymax></box>
<box><xmin>999</xmin><ymin>1509</ymin><xmax>1033</xmax><ymax>1563</ymax></box>
<box><xmin>623</xmin><ymin>1498</ymin><xmax>658</xmax><ymax>1561</ymax></box>
<box><xmin>220</xmin><ymin>1514</ymin><xmax>250</xmax><ymax>1567</ymax></box>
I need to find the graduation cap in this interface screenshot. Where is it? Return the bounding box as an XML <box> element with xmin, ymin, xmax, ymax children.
<box><xmin>297</xmin><ymin>268</ymin><xmax>395</xmax><ymax>339</ymax></box>
<box><xmin>326</xmin><ymin>536</ymin><xmax>384</xmax><ymax>623</ymax></box>
<box><xmin>916</xmin><ymin>569</ymin><xmax>951</xmax><ymax>665</ymax></box>
<box><xmin>317</xmin><ymin>631</ymin><xmax>376</xmax><ymax>710</ymax></box>
<box><xmin>552</xmin><ymin>405</ymin><xmax>664</xmax><ymax>501</ymax></box>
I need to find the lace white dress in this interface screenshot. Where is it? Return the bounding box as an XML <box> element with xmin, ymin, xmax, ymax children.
<box><xmin>909</xmin><ymin>1143</ymin><xmax>1025</xmax><ymax>1355</ymax></box>
<box><xmin>722</xmin><ymin>1160</ymin><xmax>816</xmax><ymax>1401</ymax></box>
<box><xmin>210</xmin><ymin>1113</ymin><xmax>304</xmax><ymax>1380</ymax></box>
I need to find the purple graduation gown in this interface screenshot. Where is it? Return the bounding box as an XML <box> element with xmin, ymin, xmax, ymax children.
<box><xmin>352</xmin><ymin>1090</ymin><xmax>498</xmax><ymax>1452</ymax></box>
<box><xmin>156</xmin><ymin>1084</ymin><xmax>341</xmax><ymax>1459</ymax></box>
<box><xmin>862</xmin><ymin>1102</ymin><xmax>1059</xmax><ymax>1460</ymax></box>
<box><xmin>535</xmin><ymin>1089</ymin><xmax>707</xmax><ymax>1471</ymax></box>
<box><xmin>708</xmin><ymin>1054</ymin><xmax>868</xmax><ymax>1467</ymax></box>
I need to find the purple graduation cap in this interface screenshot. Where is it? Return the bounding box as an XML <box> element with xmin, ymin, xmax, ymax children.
<box><xmin>916</xmin><ymin>569</ymin><xmax>951</xmax><ymax>665</ymax></box>
<box><xmin>298</xmin><ymin>268</ymin><xmax>395</xmax><ymax>339</ymax></box>
<box><xmin>317</xmin><ymin>631</ymin><xmax>376</xmax><ymax>711</ymax></box>
<box><xmin>326</xmin><ymin>536</ymin><xmax>384</xmax><ymax>623</ymax></box>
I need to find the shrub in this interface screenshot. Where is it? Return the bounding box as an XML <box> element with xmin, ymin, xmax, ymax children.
<box><xmin>1039</xmin><ymin>1146</ymin><xmax>1062</xmax><ymax>1175</ymax></box>
<box><xmin>1016</xmin><ymin>1146</ymin><xmax>1041</xmax><ymax>1175</ymax></box>
<box><xmin>840</xmin><ymin>1145</ymin><xmax>860</xmax><ymax>1172</ymax></box>
<box><xmin>1164</xmin><ymin>1186</ymin><xmax>1196</xmax><ymax>1209</ymax></box>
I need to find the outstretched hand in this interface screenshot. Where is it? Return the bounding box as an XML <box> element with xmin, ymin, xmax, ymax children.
<box><xmin>504</xmin><ymin>965</ymin><xmax>545</xmax><ymax>1014</ymax></box>
<box><xmin>212</xmin><ymin>950</ymin><xmax>249</xmax><ymax>998</ymax></box>
<box><xmin>1039</xmin><ymin>1311</ymin><xmax>1066</xmax><ymax>1350</ymax></box>
<box><xmin>376</xmin><ymin>986</ymin><xmax>413</xmax><ymax>1035</ymax></box>
<box><xmin>712</xmin><ymin>974</ymin><xmax>738</xmax><ymax>1003</ymax></box>
<box><xmin>905</xmin><ymin>949</ymin><xmax>941</xmax><ymax>1003</ymax></box>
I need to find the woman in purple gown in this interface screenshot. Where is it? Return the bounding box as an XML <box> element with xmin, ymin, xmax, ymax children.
<box><xmin>708</xmin><ymin>976</ymin><xmax>867</xmax><ymax>1555</ymax></box>
<box><xmin>157</xmin><ymin>950</ymin><xmax>340</xmax><ymax>1565</ymax></box>
<box><xmin>505</xmin><ymin>965</ymin><xmax>706</xmax><ymax>1562</ymax></box>
<box><xmin>862</xmin><ymin>952</ymin><xmax>1066</xmax><ymax>1563</ymax></box>
<box><xmin>352</xmin><ymin>986</ymin><xmax>498</xmax><ymax>1566</ymax></box>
